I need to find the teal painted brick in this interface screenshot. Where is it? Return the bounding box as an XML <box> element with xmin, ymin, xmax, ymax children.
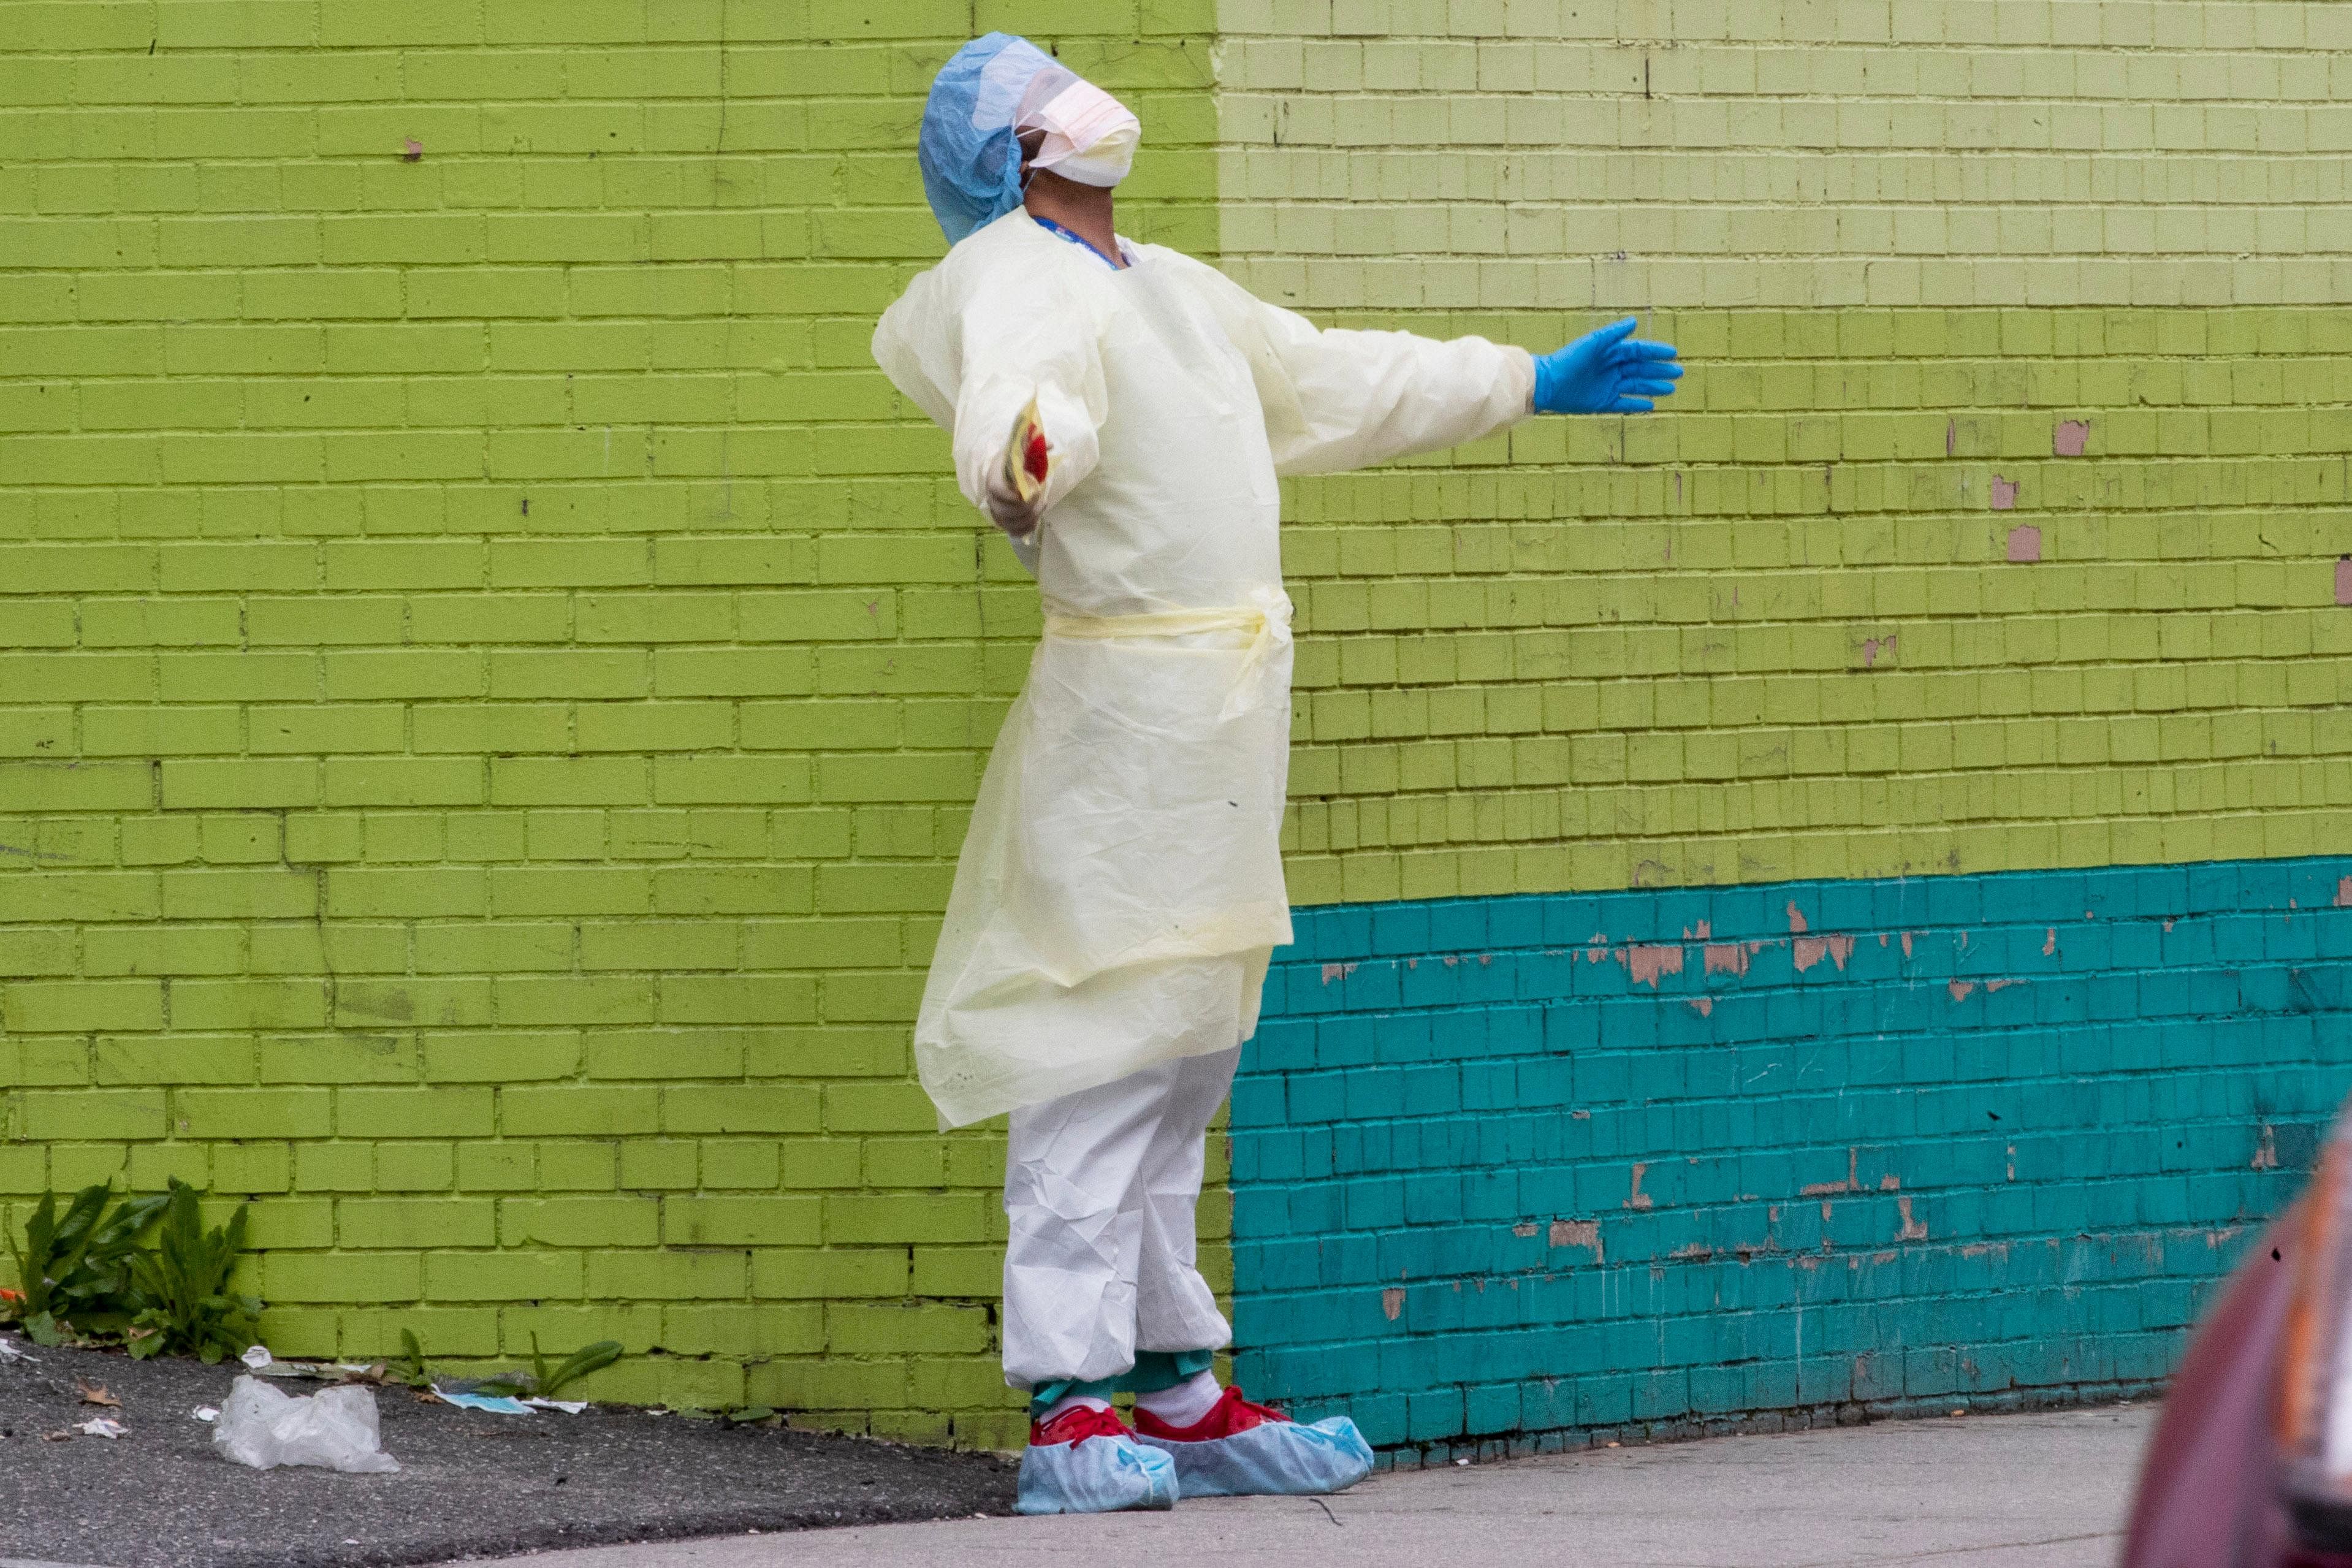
<box><xmin>1233</xmin><ymin>854</ymin><xmax>2352</xmax><ymax>1459</ymax></box>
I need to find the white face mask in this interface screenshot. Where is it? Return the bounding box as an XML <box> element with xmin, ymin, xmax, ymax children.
<box><xmin>1018</xmin><ymin>77</ymin><xmax>1140</xmax><ymax>188</ymax></box>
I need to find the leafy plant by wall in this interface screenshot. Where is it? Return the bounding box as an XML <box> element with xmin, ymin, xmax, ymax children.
<box><xmin>126</xmin><ymin>1181</ymin><xmax>261</xmax><ymax>1364</ymax></box>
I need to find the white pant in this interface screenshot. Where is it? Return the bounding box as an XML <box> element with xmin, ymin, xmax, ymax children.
<box><xmin>1001</xmin><ymin>1045</ymin><xmax>1241</xmax><ymax>1391</ymax></box>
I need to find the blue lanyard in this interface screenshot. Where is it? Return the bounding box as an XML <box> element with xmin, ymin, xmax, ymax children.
<box><xmin>1033</xmin><ymin>215</ymin><xmax>1124</xmax><ymax>270</ymax></box>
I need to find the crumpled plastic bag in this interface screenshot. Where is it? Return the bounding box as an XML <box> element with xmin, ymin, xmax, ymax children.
<box><xmin>213</xmin><ymin>1374</ymin><xmax>399</xmax><ymax>1474</ymax></box>
<box><xmin>1137</xmin><ymin>1415</ymin><xmax>1373</xmax><ymax>1499</ymax></box>
<box><xmin>1014</xmin><ymin>1433</ymin><xmax>1175</xmax><ymax>1515</ymax></box>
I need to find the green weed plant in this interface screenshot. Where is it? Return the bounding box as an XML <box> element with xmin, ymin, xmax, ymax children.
<box><xmin>123</xmin><ymin>1180</ymin><xmax>260</xmax><ymax>1363</ymax></box>
<box><xmin>2</xmin><ymin>1185</ymin><xmax>169</xmax><ymax>1345</ymax></box>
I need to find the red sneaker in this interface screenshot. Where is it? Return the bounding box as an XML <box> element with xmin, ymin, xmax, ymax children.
<box><xmin>1132</xmin><ymin>1383</ymin><xmax>1290</xmax><ymax>1442</ymax></box>
<box><xmin>1029</xmin><ymin>1401</ymin><xmax>1138</xmax><ymax>1448</ymax></box>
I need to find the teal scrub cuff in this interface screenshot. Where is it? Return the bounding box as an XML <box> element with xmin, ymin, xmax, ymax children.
<box><xmin>1027</xmin><ymin>1348</ymin><xmax>1217</xmax><ymax>1419</ymax></box>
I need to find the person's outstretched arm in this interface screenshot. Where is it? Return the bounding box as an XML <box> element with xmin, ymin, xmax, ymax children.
<box><xmin>872</xmin><ymin>257</ymin><xmax>1108</xmax><ymax>542</ymax></box>
<box><xmin>1167</xmin><ymin>255</ymin><xmax>1680</xmax><ymax>476</ymax></box>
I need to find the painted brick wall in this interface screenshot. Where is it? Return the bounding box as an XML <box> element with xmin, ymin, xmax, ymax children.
<box><xmin>1217</xmin><ymin>0</ymin><xmax>2352</xmax><ymax>313</ymax></box>
<box><xmin>1233</xmin><ymin>856</ymin><xmax>2352</xmax><ymax>1460</ymax></box>
<box><xmin>0</xmin><ymin>1</ymin><xmax>1214</xmax><ymax>1450</ymax></box>
<box><xmin>1209</xmin><ymin>0</ymin><xmax>2352</xmax><ymax>1455</ymax></box>
<box><xmin>1216</xmin><ymin>0</ymin><xmax>2352</xmax><ymax>905</ymax></box>
<box><xmin>7</xmin><ymin>0</ymin><xmax>2350</xmax><ymax>1453</ymax></box>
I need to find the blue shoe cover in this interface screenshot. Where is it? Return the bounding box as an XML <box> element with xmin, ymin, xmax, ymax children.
<box><xmin>1015</xmin><ymin>1433</ymin><xmax>1179</xmax><ymax>1514</ymax></box>
<box><xmin>1138</xmin><ymin>1416</ymin><xmax>1374</xmax><ymax>1499</ymax></box>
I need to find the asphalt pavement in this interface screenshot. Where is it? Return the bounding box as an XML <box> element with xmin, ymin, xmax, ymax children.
<box><xmin>0</xmin><ymin>1328</ymin><xmax>2153</xmax><ymax>1568</ymax></box>
<box><xmin>0</xmin><ymin>1338</ymin><xmax>1013</xmax><ymax>1568</ymax></box>
<box><xmin>443</xmin><ymin>1403</ymin><xmax>2155</xmax><ymax>1568</ymax></box>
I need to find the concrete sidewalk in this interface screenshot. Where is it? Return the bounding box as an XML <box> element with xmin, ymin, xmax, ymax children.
<box><xmin>470</xmin><ymin>1402</ymin><xmax>2153</xmax><ymax>1568</ymax></box>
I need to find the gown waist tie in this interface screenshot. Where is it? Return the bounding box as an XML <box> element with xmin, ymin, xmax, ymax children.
<box><xmin>1039</xmin><ymin>586</ymin><xmax>1294</xmax><ymax>722</ymax></box>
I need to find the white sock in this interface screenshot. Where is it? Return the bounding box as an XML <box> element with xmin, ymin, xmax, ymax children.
<box><xmin>1036</xmin><ymin>1393</ymin><xmax>1112</xmax><ymax>1427</ymax></box>
<box><xmin>1135</xmin><ymin>1370</ymin><xmax>1222</xmax><ymax>1428</ymax></box>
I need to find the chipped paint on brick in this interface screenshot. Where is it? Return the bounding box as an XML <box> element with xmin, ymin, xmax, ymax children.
<box><xmin>1619</xmin><ymin>943</ymin><xmax>1684</xmax><ymax>988</ymax></box>
<box><xmin>1548</xmin><ymin>1219</ymin><xmax>1602</xmax><ymax>1260</ymax></box>
<box><xmin>1792</xmin><ymin>933</ymin><xmax>1854</xmax><ymax>973</ymax></box>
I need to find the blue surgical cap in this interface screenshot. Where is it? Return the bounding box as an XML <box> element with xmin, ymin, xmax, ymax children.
<box><xmin>919</xmin><ymin>33</ymin><xmax>1062</xmax><ymax>246</ymax></box>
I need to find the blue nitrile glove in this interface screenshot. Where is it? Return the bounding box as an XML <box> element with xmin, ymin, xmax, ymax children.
<box><xmin>1532</xmin><ymin>317</ymin><xmax>1683</xmax><ymax>414</ymax></box>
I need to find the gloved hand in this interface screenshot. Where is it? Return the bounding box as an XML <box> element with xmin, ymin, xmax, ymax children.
<box><xmin>1532</xmin><ymin>318</ymin><xmax>1683</xmax><ymax>414</ymax></box>
<box><xmin>983</xmin><ymin>461</ymin><xmax>1043</xmax><ymax>541</ymax></box>
<box><xmin>983</xmin><ymin>400</ymin><xmax>1050</xmax><ymax>541</ymax></box>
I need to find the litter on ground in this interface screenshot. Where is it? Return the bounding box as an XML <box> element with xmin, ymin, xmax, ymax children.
<box><xmin>1</xmin><ymin>1336</ymin><xmax>1015</xmax><ymax>1568</ymax></box>
<box><xmin>435</xmin><ymin>1390</ymin><xmax>533</xmax><ymax>1415</ymax></box>
<box><xmin>212</xmin><ymin>1374</ymin><xmax>400</xmax><ymax>1475</ymax></box>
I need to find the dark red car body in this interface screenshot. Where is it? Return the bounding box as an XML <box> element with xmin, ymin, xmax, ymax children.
<box><xmin>2122</xmin><ymin>1202</ymin><xmax>2352</xmax><ymax>1568</ymax></box>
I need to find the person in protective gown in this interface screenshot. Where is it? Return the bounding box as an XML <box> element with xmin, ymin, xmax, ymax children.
<box><xmin>871</xmin><ymin>34</ymin><xmax>1683</xmax><ymax>1515</ymax></box>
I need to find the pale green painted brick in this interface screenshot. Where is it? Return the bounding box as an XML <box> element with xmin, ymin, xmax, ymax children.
<box><xmin>500</xmin><ymin>1196</ymin><xmax>661</xmax><ymax>1248</ymax></box>
<box><xmin>455</xmin><ymin>1142</ymin><xmax>538</xmax><ymax>1192</ymax></box>
<box><xmin>210</xmin><ymin>1142</ymin><xmax>294</xmax><ymax>1195</ymax></box>
<box><xmin>424</xmin><ymin>1249</ymin><xmax>584</xmax><ymax>1301</ymax></box>
<box><xmin>661</xmin><ymin>1303</ymin><xmax>826</xmax><ymax>1358</ymax></box>
<box><xmin>159</xmin><ymin>869</ymin><xmax>317</xmax><ymax>921</ymax></box>
<box><xmin>0</xmin><ymin>761</ymin><xmax>152</xmax><ymax>812</ymax></box>
<box><xmin>751</xmin><ymin>1247</ymin><xmax>910</xmax><ymax>1300</ymax></box>
<box><xmin>421</xmin><ymin>1030</ymin><xmax>583</xmax><ymax>1083</ymax></box>
<box><xmin>259</xmin><ymin>1034</ymin><xmax>422</xmax><ymax>1084</ymax></box>
<box><xmin>501</xmin><ymin>1086</ymin><xmax>661</xmax><ymax>1138</ymax></box>
<box><xmin>174</xmin><ymin>1087</ymin><xmax>332</xmax><ymax>1140</ymax></box>
<box><xmin>262</xmin><ymin>1251</ymin><xmax>424</xmax><ymax>1304</ymax></box>
<box><xmin>6</xmin><ymin>978</ymin><xmax>165</xmax><ymax>1033</ymax></box>
<box><xmin>493</xmin><ymin>976</ymin><xmax>657</xmax><ymax>1026</ymax></box>
<box><xmin>337</xmin><ymin>1087</ymin><xmax>497</xmax><ymax>1139</ymax></box>
<box><xmin>340</xmin><ymin>1197</ymin><xmax>496</xmax><ymax>1249</ymax></box>
<box><xmin>416</xmin><ymin>923</ymin><xmax>571</xmax><ymax>973</ymax></box>
<box><xmin>167</xmin><ymin>979</ymin><xmax>330</xmax><ymax>1032</ymax></box>
<box><xmin>663</xmin><ymin>1195</ymin><xmax>822</xmax><ymax>1248</ymax></box>
<box><xmin>93</xmin><ymin>1034</ymin><xmax>254</xmax><ymax>1086</ymax></box>
<box><xmin>662</xmin><ymin>1085</ymin><xmax>820</xmax><ymax>1135</ymax></box>
<box><xmin>826</xmin><ymin>1193</ymin><xmax>992</xmax><ymax>1246</ymax></box>
<box><xmin>699</xmin><ymin>1141</ymin><xmax>781</xmax><ymax>1190</ymax></box>
<box><xmin>619</xmin><ymin>1140</ymin><xmax>700</xmax><ymax>1190</ymax></box>
<box><xmin>825</xmin><ymin>1301</ymin><xmax>991</xmax><ymax>1357</ymax></box>
<box><xmin>124</xmin><ymin>1142</ymin><xmax>211</xmax><ymax>1192</ymax></box>
<box><xmin>587</xmin><ymin>1248</ymin><xmax>746</xmax><ymax>1300</ymax></box>
<box><xmin>374</xmin><ymin>1141</ymin><xmax>457</xmax><ymax>1192</ymax></box>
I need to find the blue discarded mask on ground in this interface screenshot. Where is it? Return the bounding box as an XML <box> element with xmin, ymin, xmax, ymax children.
<box><xmin>1137</xmin><ymin>1415</ymin><xmax>1375</xmax><ymax>1499</ymax></box>
<box><xmin>918</xmin><ymin>33</ymin><xmax>1138</xmax><ymax>246</ymax></box>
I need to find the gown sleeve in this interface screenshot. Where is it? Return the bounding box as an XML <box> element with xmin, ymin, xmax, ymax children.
<box><xmin>870</xmin><ymin>235</ymin><xmax>1109</xmax><ymax>520</ymax></box>
<box><xmin>1161</xmin><ymin>253</ymin><xmax>1536</xmax><ymax>478</ymax></box>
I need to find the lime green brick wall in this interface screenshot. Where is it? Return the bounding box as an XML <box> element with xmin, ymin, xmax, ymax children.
<box><xmin>1268</xmin><ymin>304</ymin><xmax>2352</xmax><ymax>905</ymax></box>
<box><xmin>0</xmin><ymin>1</ymin><xmax>1214</xmax><ymax>1450</ymax></box>
<box><xmin>1216</xmin><ymin>0</ymin><xmax>2352</xmax><ymax>903</ymax></box>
